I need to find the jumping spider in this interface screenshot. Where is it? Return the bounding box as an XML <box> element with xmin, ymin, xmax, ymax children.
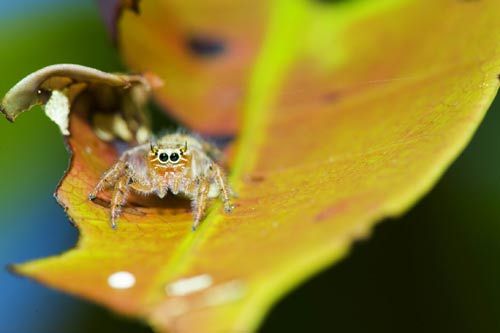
<box><xmin>89</xmin><ymin>133</ymin><xmax>234</xmax><ymax>230</ymax></box>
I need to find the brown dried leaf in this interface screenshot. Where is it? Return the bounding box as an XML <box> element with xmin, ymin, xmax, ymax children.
<box><xmin>1</xmin><ymin>64</ymin><xmax>154</xmax><ymax>143</ymax></box>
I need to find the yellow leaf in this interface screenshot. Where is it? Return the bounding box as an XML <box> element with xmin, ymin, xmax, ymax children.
<box><xmin>3</xmin><ymin>1</ymin><xmax>500</xmax><ymax>332</ymax></box>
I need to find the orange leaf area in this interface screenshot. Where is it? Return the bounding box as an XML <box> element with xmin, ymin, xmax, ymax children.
<box><xmin>119</xmin><ymin>0</ymin><xmax>269</xmax><ymax>135</ymax></box>
<box><xmin>13</xmin><ymin>1</ymin><xmax>500</xmax><ymax>333</ymax></box>
<box><xmin>19</xmin><ymin>108</ymin><xmax>194</xmax><ymax>315</ymax></box>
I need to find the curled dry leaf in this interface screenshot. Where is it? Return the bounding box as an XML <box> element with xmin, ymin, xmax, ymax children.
<box><xmin>3</xmin><ymin>1</ymin><xmax>500</xmax><ymax>333</ymax></box>
<box><xmin>1</xmin><ymin>63</ymin><xmax>154</xmax><ymax>144</ymax></box>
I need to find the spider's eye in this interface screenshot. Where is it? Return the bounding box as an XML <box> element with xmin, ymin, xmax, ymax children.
<box><xmin>170</xmin><ymin>152</ymin><xmax>180</xmax><ymax>163</ymax></box>
<box><xmin>159</xmin><ymin>152</ymin><xmax>169</xmax><ymax>163</ymax></box>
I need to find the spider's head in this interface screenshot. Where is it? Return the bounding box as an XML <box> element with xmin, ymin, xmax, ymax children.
<box><xmin>148</xmin><ymin>140</ymin><xmax>190</xmax><ymax>175</ymax></box>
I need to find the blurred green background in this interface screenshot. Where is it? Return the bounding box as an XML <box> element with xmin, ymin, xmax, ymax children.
<box><xmin>0</xmin><ymin>1</ymin><xmax>499</xmax><ymax>332</ymax></box>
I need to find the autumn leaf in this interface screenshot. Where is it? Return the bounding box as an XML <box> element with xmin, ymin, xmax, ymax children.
<box><xmin>3</xmin><ymin>1</ymin><xmax>500</xmax><ymax>333</ymax></box>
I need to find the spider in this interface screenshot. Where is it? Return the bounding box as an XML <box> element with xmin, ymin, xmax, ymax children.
<box><xmin>89</xmin><ymin>133</ymin><xmax>234</xmax><ymax>230</ymax></box>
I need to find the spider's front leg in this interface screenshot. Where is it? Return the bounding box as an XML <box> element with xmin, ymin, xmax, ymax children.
<box><xmin>88</xmin><ymin>160</ymin><xmax>127</xmax><ymax>201</ymax></box>
<box><xmin>89</xmin><ymin>159</ymin><xmax>131</xmax><ymax>229</ymax></box>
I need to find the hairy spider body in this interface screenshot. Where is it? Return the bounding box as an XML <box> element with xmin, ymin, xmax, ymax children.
<box><xmin>89</xmin><ymin>133</ymin><xmax>234</xmax><ymax>230</ymax></box>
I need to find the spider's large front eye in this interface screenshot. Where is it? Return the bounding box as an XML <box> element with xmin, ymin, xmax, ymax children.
<box><xmin>169</xmin><ymin>152</ymin><xmax>180</xmax><ymax>163</ymax></box>
<box><xmin>159</xmin><ymin>152</ymin><xmax>169</xmax><ymax>163</ymax></box>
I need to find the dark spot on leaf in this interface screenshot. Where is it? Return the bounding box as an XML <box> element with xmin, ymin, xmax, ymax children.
<box><xmin>245</xmin><ymin>174</ymin><xmax>266</xmax><ymax>183</ymax></box>
<box><xmin>187</xmin><ymin>35</ymin><xmax>226</xmax><ymax>58</ymax></box>
<box><xmin>323</xmin><ymin>91</ymin><xmax>341</xmax><ymax>103</ymax></box>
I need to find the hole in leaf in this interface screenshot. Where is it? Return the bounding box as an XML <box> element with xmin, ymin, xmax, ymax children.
<box><xmin>187</xmin><ymin>35</ymin><xmax>226</xmax><ymax>58</ymax></box>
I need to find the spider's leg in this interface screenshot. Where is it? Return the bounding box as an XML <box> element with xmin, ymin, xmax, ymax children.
<box><xmin>89</xmin><ymin>160</ymin><xmax>126</xmax><ymax>200</ymax></box>
<box><xmin>109</xmin><ymin>175</ymin><xmax>131</xmax><ymax>229</ymax></box>
<box><xmin>213</xmin><ymin>164</ymin><xmax>234</xmax><ymax>213</ymax></box>
<box><xmin>192</xmin><ymin>179</ymin><xmax>209</xmax><ymax>231</ymax></box>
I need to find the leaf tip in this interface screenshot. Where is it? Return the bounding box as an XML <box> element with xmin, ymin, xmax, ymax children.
<box><xmin>5</xmin><ymin>263</ymin><xmax>24</xmax><ymax>277</ymax></box>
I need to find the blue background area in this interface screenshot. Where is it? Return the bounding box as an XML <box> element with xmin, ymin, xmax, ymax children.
<box><xmin>0</xmin><ymin>1</ymin><xmax>500</xmax><ymax>332</ymax></box>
